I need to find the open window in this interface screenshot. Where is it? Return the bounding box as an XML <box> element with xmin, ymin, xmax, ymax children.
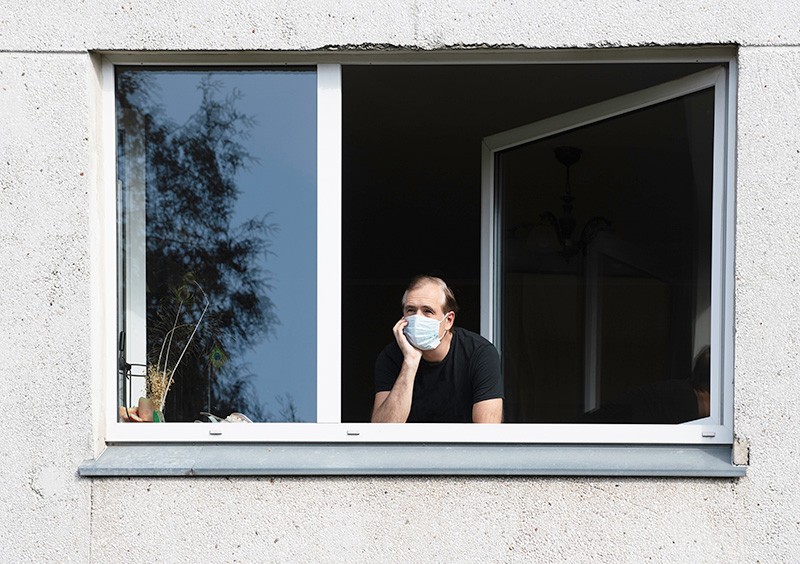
<box><xmin>109</xmin><ymin>58</ymin><xmax>734</xmax><ymax>446</ymax></box>
<box><xmin>482</xmin><ymin>67</ymin><xmax>733</xmax><ymax>442</ymax></box>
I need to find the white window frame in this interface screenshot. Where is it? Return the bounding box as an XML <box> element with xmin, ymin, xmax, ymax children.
<box><xmin>99</xmin><ymin>51</ymin><xmax>736</xmax><ymax>446</ymax></box>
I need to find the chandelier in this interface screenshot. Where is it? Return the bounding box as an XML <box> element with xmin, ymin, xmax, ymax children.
<box><xmin>540</xmin><ymin>146</ymin><xmax>610</xmax><ymax>260</ymax></box>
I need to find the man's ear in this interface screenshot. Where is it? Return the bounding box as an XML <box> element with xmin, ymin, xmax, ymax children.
<box><xmin>445</xmin><ymin>311</ymin><xmax>455</xmax><ymax>329</ymax></box>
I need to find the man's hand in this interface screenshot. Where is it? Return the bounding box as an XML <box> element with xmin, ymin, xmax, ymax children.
<box><xmin>393</xmin><ymin>317</ymin><xmax>422</xmax><ymax>362</ymax></box>
<box><xmin>371</xmin><ymin>318</ymin><xmax>422</xmax><ymax>423</ymax></box>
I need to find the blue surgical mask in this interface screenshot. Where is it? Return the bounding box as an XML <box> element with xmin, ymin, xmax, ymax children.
<box><xmin>403</xmin><ymin>313</ymin><xmax>449</xmax><ymax>351</ymax></box>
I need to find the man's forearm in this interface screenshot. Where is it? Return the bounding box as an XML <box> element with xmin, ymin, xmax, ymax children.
<box><xmin>371</xmin><ymin>358</ymin><xmax>419</xmax><ymax>423</ymax></box>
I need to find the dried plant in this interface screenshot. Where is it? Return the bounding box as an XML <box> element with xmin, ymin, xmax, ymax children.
<box><xmin>146</xmin><ymin>280</ymin><xmax>210</xmax><ymax>414</ymax></box>
<box><xmin>145</xmin><ymin>365</ymin><xmax>171</xmax><ymax>410</ymax></box>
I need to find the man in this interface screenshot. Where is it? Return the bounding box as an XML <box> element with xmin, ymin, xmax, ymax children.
<box><xmin>371</xmin><ymin>275</ymin><xmax>504</xmax><ymax>423</ymax></box>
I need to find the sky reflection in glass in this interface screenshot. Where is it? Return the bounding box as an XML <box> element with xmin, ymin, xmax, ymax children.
<box><xmin>131</xmin><ymin>69</ymin><xmax>317</xmax><ymax>422</ymax></box>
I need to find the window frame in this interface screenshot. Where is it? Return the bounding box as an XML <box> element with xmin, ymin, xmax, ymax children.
<box><xmin>99</xmin><ymin>50</ymin><xmax>738</xmax><ymax>447</ymax></box>
<box><xmin>480</xmin><ymin>66</ymin><xmax>736</xmax><ymax>444</ymax></box>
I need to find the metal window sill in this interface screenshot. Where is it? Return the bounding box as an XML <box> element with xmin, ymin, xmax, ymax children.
<box><xmin>79</xmin><ymin>443</ymin><xmax>745</xmax><ymax>477</ymax></box>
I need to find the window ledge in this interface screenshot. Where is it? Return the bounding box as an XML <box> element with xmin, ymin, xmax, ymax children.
<box><xmin>79</xmin><ymin>443</ymin><xmax>745</xmax><ymax>477</ymax></box>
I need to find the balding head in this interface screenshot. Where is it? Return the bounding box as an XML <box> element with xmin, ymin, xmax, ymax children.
<box><xmin>401</xmin><ymin>275</ymin><xmax>459</xmax><ymax>314</ymax></box>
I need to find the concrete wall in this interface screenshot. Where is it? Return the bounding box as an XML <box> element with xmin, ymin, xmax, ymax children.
<box><xmin>2</xmin><ymin>1</ymin><xmax>799</xmax><ymax>561</ymax></box>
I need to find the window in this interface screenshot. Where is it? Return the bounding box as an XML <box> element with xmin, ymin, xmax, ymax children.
<box><xmin>116</xmin><ymin>67</ymin><xmax>319</xmax><ymax>425</ymax></box>
<box><xmin>107</xmin><ymin>55</ymin><xmax>735</xmax><ymax>447</ymax></box>
<box><xmin>481</xmin><ymin>67</ymin><xmax>734</xmax><ymax>444</ymax></box>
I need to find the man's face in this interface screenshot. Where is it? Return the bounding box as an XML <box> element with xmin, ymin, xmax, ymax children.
<box><xmin>403</xmin><ymin>282</ymin><xmax>453</xmax><ymax>329</ymax></box>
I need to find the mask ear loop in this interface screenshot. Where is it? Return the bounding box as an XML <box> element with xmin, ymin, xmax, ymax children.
<box><xmin>440</xmin><ymin>311</ymin><xmax>453</xmax><ymax>338</ymax></box>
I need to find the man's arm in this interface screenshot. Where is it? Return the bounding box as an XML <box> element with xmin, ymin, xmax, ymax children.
<box><xmin>371</xmin><ymin>356</ymin><xmax>420</xmax><ymax>422</ymax></box>
<box><xmin>470</xmin><ymin>343</ymin><xmax>503</xmax><ymax>423</ymax></box>
<box><xmin>371</xmin><ymin>318</ymin><xmax>422</xmax><ymax>423</ymax></box>
<box><xmin>472</xmin><ymin>398</ymin><xmax>503</xmax><ymax>423</ymax></box>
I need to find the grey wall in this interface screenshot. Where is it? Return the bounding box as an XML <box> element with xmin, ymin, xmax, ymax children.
<box><xmin>2</xmin><ymin>1</ymin><xmax>800</xmax><ymax>561</ymax></box>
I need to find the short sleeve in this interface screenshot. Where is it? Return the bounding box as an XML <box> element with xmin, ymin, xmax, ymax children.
<box><xmin>374</xmin><ymin>343</ymin><xmax>402</xmax><ymax>394</ymax></box>
<box><xmin>470</xmin><ymin>344</ymin><xmax>504</xmax><ymax>403</ymax></box>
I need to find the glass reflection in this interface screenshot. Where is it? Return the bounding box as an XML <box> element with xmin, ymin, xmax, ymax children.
<box><xmin>117</xmin><ymin>68</ymin><xmax>317</xmax><ymax>423</ymax></box>
<box><xmin>499</xmin><ymin>88</ymin><xmax>714</xmax><ymax>424</ymax></box>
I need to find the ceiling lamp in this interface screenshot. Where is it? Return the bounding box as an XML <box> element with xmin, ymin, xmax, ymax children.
<box><xmin>541</xmin><ymin>146</ymin><xmax>610</xmax><ymax>260</ymax></box>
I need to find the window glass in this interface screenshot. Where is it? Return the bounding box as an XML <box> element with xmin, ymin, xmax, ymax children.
<box><xmin>116</xmin><ymin>68</ymin><xmax>317</xmax><ymax>423</ymax></box>
<box><xmin>498</xmin><ymin>88</ymin><xmax>714</xmax><ymax>424</ymax></box>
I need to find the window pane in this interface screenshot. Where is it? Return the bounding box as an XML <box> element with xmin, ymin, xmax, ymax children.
<box><xmin>499</xmin><ymin>88</ymin><xmax>714</xmax><ymax>424</ymax></box>
<box><xmin>117</xmin><ymin>68</ymin><xmax>317</xmax><ymax>423</ymax></box>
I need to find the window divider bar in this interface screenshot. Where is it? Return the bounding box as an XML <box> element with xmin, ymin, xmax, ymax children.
<box><xmin>316</xmin><ymin>64</ymin><xmax>343</xmax><ymax>424</ymax></box>
<box><xmin>480</xmin><ymin>142</ymin><xmax>495</xmax><ymax>342</ymax></box>
<box><xmin>101</xmin><ymin>59</ymin><xmax>120</xmax><ymax>439</ymax></box>
<box><xmin>709</xmin><ymin>70</ymin><xmax>727</xmax><ymax>425</ymax></box>
<box><xmin>720</xmin><ymin>61</ymin><xmax>737</xmax><ymax>429</ymax></box>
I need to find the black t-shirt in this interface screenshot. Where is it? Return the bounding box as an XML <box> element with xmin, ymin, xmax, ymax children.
<box><xmin>374</xmin><ymin>327</ymin><xmax>503</xmax><ymax>423</ymax></box>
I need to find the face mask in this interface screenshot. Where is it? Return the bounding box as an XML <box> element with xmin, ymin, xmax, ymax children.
<box><xmin>403</xmin><ymin>313</ymin><xmax>449</xmax><ymax>351</ymax></box>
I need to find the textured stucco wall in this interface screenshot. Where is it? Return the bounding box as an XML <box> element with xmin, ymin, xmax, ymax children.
<box><xmin>2</xmin><ymin>1</ymin><xmax>800</xmax><ymax>562</ymax></box>
<box><xmin>0</xmin><ymin>52</ymin><xmax>94</xmax><ymax>562</ymax></box>
<box><xmin>1</xmin><ymin>0</ymin><xmax>800</xmax><ymax>51</ymax></box>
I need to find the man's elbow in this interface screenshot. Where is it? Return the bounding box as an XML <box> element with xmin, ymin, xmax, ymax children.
<box><xmin>472</xmin><ymin>398</ymin><xmax>503</xmax><ymax>423</ymax></box>
<box><xmin>371</xmin><ymin>406</ymin><xmax>386</xmax><ymax>423</ymax></box>
<box><xmin>371</xmin><ymin>408</ymin><xmax>408</xmax><ymax>424</ymax></box>
<box><xmin>371</xmin><ymin>391</ymin><xmax>393</xmax><ymax>422</ymax></box>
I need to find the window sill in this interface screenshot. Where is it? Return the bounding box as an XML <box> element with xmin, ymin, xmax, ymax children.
<box><xmin>79</xmin><ymin>443</ymin><xmax>745</xmax><ymax>477</ymax></box>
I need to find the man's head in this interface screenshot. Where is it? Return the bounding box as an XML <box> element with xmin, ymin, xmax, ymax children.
<box><xmin>401</xmin><ymin>275</ymin><xmax>458</xmax><ymax>333</ymax></box>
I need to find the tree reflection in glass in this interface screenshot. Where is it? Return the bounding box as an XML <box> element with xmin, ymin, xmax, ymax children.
<box><xmin>117</xmin><ymin>68</ymin><xmax>317</xmax><ymax>422</ymax></box>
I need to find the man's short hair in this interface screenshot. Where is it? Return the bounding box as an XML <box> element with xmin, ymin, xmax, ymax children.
<box><xmin>401</xmin><ymin>275</ymin><xmax>459</xmax><ymax>314</ymax></box>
